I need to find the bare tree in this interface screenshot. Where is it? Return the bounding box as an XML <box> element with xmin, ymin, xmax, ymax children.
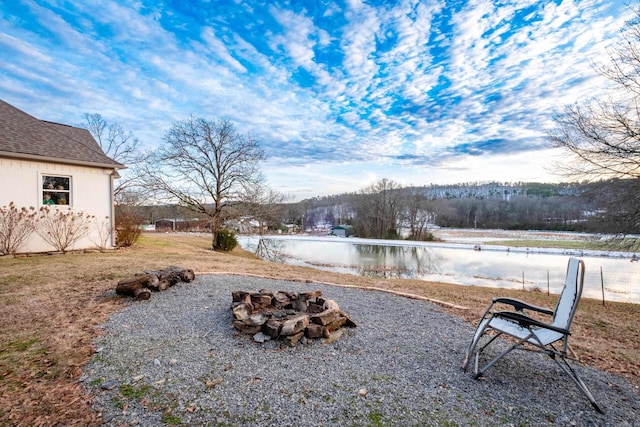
<box><xmin>401</xmin><ymin>190</ymin><xmax>434</xmax><ymax>241</ymax></box>
<box><xmin>79</xmin><ymin>113</ymin><xmax>148</xmax><ymax>197</ymax></box>
<box><xmin>549</xmin><ymin>6</ymin><xmax>640</xmax><ymax>177</ymax></box>
<box><xmin>548</xmin><ymin>5</ymin><xmax>640</xmax><ymax>238</ymax></box>
<box><xmin>352</xmin><ymin>179</ymin><xmax>403</xmax><ymax>239</ymax></box>
<box><xmin>141</xmin><ymin>117</ymin><xmax>266</xmax><ymax>250</ymax></box>
<box><xmin>240</xmin><ymin>182</ymin><xmax>288</xmax><ymax>234</ymax></box>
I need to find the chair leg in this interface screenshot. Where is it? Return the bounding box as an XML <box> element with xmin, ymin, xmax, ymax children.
<box><xmin>552</xmin><ymin>355</ymin><xmax>604</xmax><ymax>414</ymax></box>
<box><xmin>462</xmin><ymin>319</ymin><xmax>491</xmax><ymax>372</ymax></box>
<box><xmin>473</xmin><ymin>340</ymin><xmax>521</xmax><ymax>378</ymax></box>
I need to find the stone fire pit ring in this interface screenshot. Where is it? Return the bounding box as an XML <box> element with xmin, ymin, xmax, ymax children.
<box><xmin>231</xmin><ymin>289</ymin><xmax>357</xmax><ymax>347</ymax></box>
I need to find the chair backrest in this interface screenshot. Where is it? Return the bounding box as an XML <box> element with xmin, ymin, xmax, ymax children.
<box><xmin>552</xmin><ymin>257</ymin><xmax>585</xmax><ymax>330</ymax></box>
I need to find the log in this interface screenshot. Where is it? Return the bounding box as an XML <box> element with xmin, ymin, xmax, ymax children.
<box><xmin>115</xmin><ymin>266</ymin><xmax>194</xmax><ymax>301</ymax></box>
<box><xmin>134</xmin><ymin>287</ymin><xmax>151</xmax><ymax>300</ymax></box>
<box><xmin>116</xmin><ymin>274</ymin><xmax>153</xmax><ymax>296</ymax></box>
<box><xmin>154</xmin><ymin>278</ymin><xmax>170</xmax><ymax>292</ymax></box>
<box><xmin>144</xmin><ymin>269</ymin><xmax>181</xmax><ymax>286</ymax></box>
<box><xmin>145</xmin><ymin>275</ymin><xmax>168</xmax><ymax>292</ymax></box>
<box><xmin>166</xmin><ymin>265</ymin><xmax>195</xmax><ymax>282</ymax></box>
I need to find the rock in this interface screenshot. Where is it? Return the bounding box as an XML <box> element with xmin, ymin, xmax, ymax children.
<box><xmin>232</xmin><ymin>303</ymin><xmax>252</xmax><ymax>320</ymax></box>
<box><xmin>250</xmin><ymin>293</ymin><xmax>272</xmax><ymax>309</ymax></box>
<box><xmin>326</xmin><ymin>316</ymin><xmax>347</xmax><ymax>333</ymax></box>
<box><xmin>299</xmin><ymin>290</ymin><xmax>322</xmax><ymax>301</ymax></box>
<box><xmin>280</xmin><ymin>314</ymin><xmax>310</xmax><ymax>336</ymax></box>
<box><xmin>247</xmin><ymin>313</ymin><xmax>267</xmax><ymax>326</ymax></box>
<box><xmin>310</xmin><ymin>308</ymin><xmax>340</xmax><ymax>326</ymax></box>
<box><xmin>230</xmin><ymin>289</ymin><xmax>354</xmax><ymax>346</ymax></box>
<box><xmin>262</xmin><ymin>319</ymin><xmax>282</xmax><ymax>338</ymax></box>
<box><xmin>322</xmin><ymin>328</ymin><xmax>344</xmax><ymax>345</ymax></box>
<box><xmin>253</xmin><ymin>332</ymin><xmax>271</xmax><ymax>343</ymax></box>
<box><xmin>233</xmin><ymin>320</ymin><xmax>261</xmax><ymax>334</ymax></box>
<box><xmin>322</xmin><ymin>299</ymin><xmax>340</xmax><ymax>311</ymax></box>
<box><xmin>283</xmin><ymin>331</ymin><xmax>304</xmax><ymax>347</ymax></box>
<box><xmin>305</xmin><ymin>323</ymin><xmax>329</xmax><ymax>339</ymax></box>
<box><xmin>339</xmin><ymin>310</ymin><xmax>357</xmax><ymax>327</ymax></box>
<box><xmin>100</xmin><ymin>381</ymin><xmax>117</xmax><ymax>390</ymax></box>
<box><xmin>272</xmin><ymin>291</ymin><xmax>291</xmax><ymax>308</ymax></box>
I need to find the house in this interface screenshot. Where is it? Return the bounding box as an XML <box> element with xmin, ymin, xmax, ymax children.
<box><xmin>0</xmin><ymin>99</ymin><xmax>123</xmax><ymax>253</ymax></box>
<box><xmin>155</xmin><ymin>218</ymin><xmax>206</xmax><ymax>232</ymax></box>
<box><xmin>227</xmin><ymin>216</ymin><xmax>266</xmax><ymax>234</ymax></box>
<box><xmin>331</xmin><ymin>224</ymin><xmax>353</xmax><ymax>237</ymax></box>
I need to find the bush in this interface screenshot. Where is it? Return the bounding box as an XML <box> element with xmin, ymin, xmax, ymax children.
<box><xmin>115</xmin><ymin>206</ymin><xmax>144</xmax><ymax>247</ymax></box>
<box><xmin>216</xmin><ymin>229</ymin><xmax>238</xmax><ymax>251</ymax></box>
<box><xmin>0</xmin><ymin>202</ymin><xmax>38</xmax><ymax>255</ymax></box>
<box><xmin>37</xmin><ymin>206</ymin><xmax>94</xmax><ymax>253</ymax></box>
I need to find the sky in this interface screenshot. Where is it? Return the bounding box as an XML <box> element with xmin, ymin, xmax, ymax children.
<box><xmin>0</xmin><ymin>0</ymin><xmax>630</xmax><ymax>201</ymax></box>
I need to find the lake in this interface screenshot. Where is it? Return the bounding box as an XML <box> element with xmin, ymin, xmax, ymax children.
<box><xmin>238</xmin><ymin>235</ymin><xmax>640</xmax><ymax>304</ymax></box>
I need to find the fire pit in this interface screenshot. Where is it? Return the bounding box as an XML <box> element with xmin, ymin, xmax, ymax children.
<box><xmin>231</xmin><ymin>289</ymin><xmax>356</xmax><ymax>347</ymax></box>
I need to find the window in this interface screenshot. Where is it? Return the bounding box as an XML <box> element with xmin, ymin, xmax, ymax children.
<box><xmin>42</xmin><ymin>175</ymin><xmax>71</xmax><ymax>206</ymax></box>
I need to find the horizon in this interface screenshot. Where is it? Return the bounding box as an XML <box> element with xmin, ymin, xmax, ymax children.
<box><xmin>0</xmin><ymin>1</ymin><xmax>628</xmax><ymax>201</ymax></box>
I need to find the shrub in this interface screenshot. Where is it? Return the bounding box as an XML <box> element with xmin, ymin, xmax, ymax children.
<box><xmin>115</xmin><ymin>206</ymin><xmax>144</xmax><ymax>247</ymax></box>
<box><xmin>216</xmin><ymin>229</ymin><xmax>238</xmax><ymax>251</ymax></box>
<box><xmin>0</xmin><ymin>202</ymin><xmax>38</xmax><ymax>255</ymax></box>
<box><xmin>37</xmin><ymin>206</ymin><xmax>94</xmax><ymax>253</ymax></box>
<box><xmin>90</xmin><ymin>216</ymin><xmax>112</xmax><ymax>251</ymax></box>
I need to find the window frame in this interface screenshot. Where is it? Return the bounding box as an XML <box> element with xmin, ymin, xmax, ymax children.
<box><xmin>41</xmin><ymin>174</ymin><xmax>72</xmax><ymax>207</ymax></box>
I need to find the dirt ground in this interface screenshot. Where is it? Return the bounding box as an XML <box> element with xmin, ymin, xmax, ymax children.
<box><xmin>0</xmin><ymin>232</ymin><xmax>638</xmax><ymax>426</ymax></box>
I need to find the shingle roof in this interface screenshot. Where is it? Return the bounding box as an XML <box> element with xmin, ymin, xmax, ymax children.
<box><xmin>0</xmin><ymin>99</ymin><xmax>123</xmax><ymax>168</ymax></box>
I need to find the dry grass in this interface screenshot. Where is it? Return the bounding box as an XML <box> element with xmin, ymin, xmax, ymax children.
<box><xmin>0</xmin><ymin>232</ymin><xmax>638</xmax><ymax>426</ymax></box>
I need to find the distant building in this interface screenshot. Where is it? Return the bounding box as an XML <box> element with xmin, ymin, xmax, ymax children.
<box><xmin>155</xmin><ymin>218</ymin><xmax>206</xmax><ymax>232</ymax></box>
<box><xmin>331</xmin><ymin>224</ymin><xmax>352</xmax><ymax>237</ymax></box>
<box><xmin>227</xmin><ymin>216</ymin><xmax>266</xmax><ymax>234</ymax></box>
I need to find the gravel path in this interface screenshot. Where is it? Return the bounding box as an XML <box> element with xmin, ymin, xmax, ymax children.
<box><xmin>82</xmin><ymin>275</ymin><xmax>639</xmax><ymax>426</ymax></box>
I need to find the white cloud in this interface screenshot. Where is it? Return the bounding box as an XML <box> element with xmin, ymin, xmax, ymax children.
<box><xmin>0</xmin><ymin>0</ymin><xmax>631</xmax><ymax>200</ymax></box>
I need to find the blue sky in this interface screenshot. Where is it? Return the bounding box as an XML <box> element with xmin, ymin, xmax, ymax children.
<box><xmin>0</xmin><ymin>0</ymin><xmax>628</xmax><ymax>201</ymax></box>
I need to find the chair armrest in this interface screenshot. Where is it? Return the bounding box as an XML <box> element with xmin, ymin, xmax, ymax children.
<box><xmin>492</xmin><ymin>297</ymin><xmax>554</xmax><ymax>315</ymax></box>
<box><xmin>494</xmin><ymin>311</ymin><xmax>570</xmax><ymax>335</ymax></box>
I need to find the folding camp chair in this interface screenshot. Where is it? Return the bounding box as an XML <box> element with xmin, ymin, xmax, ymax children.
<box><xmin>461</xmin><ymin>257</ymin><xmax>603</xmax><ymax>413</ymax></box>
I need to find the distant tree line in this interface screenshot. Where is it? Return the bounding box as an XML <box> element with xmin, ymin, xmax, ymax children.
<box><xmin>279</xmin><ymin>179</ymin><xmax>628</xmax><ymax>239</ymax></box>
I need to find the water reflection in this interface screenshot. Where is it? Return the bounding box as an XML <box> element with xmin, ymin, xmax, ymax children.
<box><xmin>353</xmin><ymin>244</ymin><xmax>441</xmax><ymax>279</ymax></box>
<box><xmin>241</xmin><ymin>236</ymin><xmax>639</xmax><ymax>304</ymax></box>
<box><xmin>255</xmin><ymin>238</ymin><xmax>285</xmax><ymax>263</ymax></box>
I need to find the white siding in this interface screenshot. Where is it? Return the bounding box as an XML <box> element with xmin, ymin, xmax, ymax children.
<box><xmin>0</xmin><ymin>157</ymin><xmax>115</xmax><ymax>253</ymax></box>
